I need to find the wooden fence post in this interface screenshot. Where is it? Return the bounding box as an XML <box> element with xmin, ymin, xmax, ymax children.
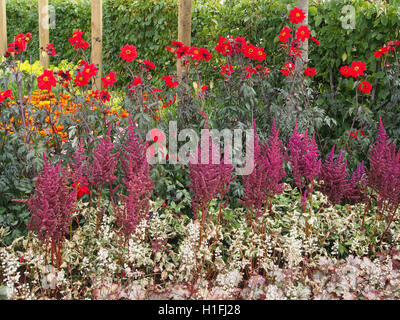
<box><xmin>0</xmin><ymin>0</ymin><xmax>7</xmax><ymax>56</ymax></box>
<box><xmin>91</xmin><ymin>0</ymin><xmax>102</xmax><ymax>89</ymax></box>
<box><xmin>38</xmin><ymin>0</ymin><xmax>49</xmax><ymax>68</ymax></box>
<box><xmin>177</xmin><ymin>0</ymin><xmax>192</xmax><ymax>79</ymax></box>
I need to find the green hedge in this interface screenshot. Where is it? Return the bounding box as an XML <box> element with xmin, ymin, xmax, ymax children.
<box><xmin>5</xmin><ymin>0</ymin><xmax>400</xmax><ymax>87</ymax></box>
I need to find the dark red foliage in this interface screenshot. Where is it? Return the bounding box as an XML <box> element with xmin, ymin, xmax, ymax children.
<box><xmin>27</xmin><ymin>154</ymin><xmax>75</xmax><ymax>242</ymax></box>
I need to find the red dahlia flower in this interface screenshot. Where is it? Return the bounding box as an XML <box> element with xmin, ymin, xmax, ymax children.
<box><xmin>162</xmin><ymin>75</ymin><xmax>178</xmax><ymax>88</ymax></box>
<box><xmin>0</xmin><ymin>89</ymin><xmax>12</xmax><ymax>103</ymax></box>
<box><xmin>45</xmin><ymin>43</ymin><xmax>56</xmax><ymax>56</ymax></box>
<box><xmin>101</xmin><ymin>71</ymin><xmax>117</xmax><ymax>89</ymax></box>
<box><xmin>120</xmin><ymin>44</ymin><xmax>138</xmax><ymax>62</ymax></box>
<box><xmin>69</xmin><ymin>30</ymin><xmax>89</xmax><ymax>50</ymax></box>
<box><xmin>350</xmin><ymin>61</ymin><xmax>366</xmax><ymax>78</ymax></box>
<box><xmin>100</xmin><ymin>90</ymin><xmax>111</xmax><ymax>102</ymax></box>
<box><xmin>129</xmin><ymin>76</ymin><xmax>142</xmax><ymax>87</ymax></box>
<box><xmin>245</xmin><ymin>66</ymin><xmax>257</xmax><ymax>78</ymax></box>
<box><xmin>74</xmin><ymin>72</ymin><xmax>90</xmax><ymax>87</ymax></box>
<box><xmin>373</xmin><ymin>46</ymin><xmax>389</xmax><ymax>58</ymax></box>
<box><xmin>242</xmin><ymin>44</ymin><xmax>258</xmax><ymax>60</ymax></box>
<box><xmin>358</xmin><ymin>81</ymin><xmax>372</xmax><ymax>94</ymax></box>
<box><xmin>221</xmin><ymin>64</ymin><xmax>234</xmax><ymax>78</ymax></box>
<box><xmin>310</xmin><ymin>36</ymin><xmax>320</xmax><ymax>45</ymax></box>
<box><xmin>80</xmin><ymin>61</ymin><xmax>98</xmax><ymax>78</ymax></box>
<box><xmin>339</xmin><ymin>65</ymin><xmax>352</xmax><ymax>78</ymax></box>
<box><xmin>215</xmin><ymin>36</ymin><xmax>234</xmax><ymax>56</ymax></box>
<box><xmin>253</xmin><ymin>47</ymin><xmax>267</xmax><ymax>61</ymax></box>
<box><xmin>304</xmin><ymin>67</ymin><xmax>316</xmax><ymax>77</ymax></box>
<box><xmin>296</xmin><ymin>25</ymin><xmax>311</xmax><ymax>42</ymax></box>
<box><xmin>142</xmin><ymin>60</ymin><xmax>156</xmax><ymax>70</ymax></box>
<box><xmin>279</xmin><ymin>26</ymin><xmax>293</xmax><ymax>43</ymax></box>
<box><xmin>280</xmin><ymin>62</ymin><xmax>295</xmax><ymax>77</ymax></box>
<box><xmin>289</xmin><ymin>7</ymin><xmax>306</xmax><ymax>24</ymax></box>
<box><xmin>72</xmin><ymin>178</ymin><xmax>90</xmax><ymax>199</ymax></box>
<box><xmin>37</xmin><ymin>69</ymin><xmax>57</xmax><ymax>91</ymax></box>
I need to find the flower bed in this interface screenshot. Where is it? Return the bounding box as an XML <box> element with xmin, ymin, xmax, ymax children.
<box><xmin>1</xmin><ymin>6</ymin><xmax>400</xmax><ymax>300</ymax></box>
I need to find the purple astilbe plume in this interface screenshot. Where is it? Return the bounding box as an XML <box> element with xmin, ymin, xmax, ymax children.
<box><xmin>319</xmin><ymin>146</ymin><xmax>351</xmax><ymax>205</ymax></box>
<box><xmin>69</xmin><ymin>138</ymin><xmax>89</xmax><ymax>181</ymax></box>
<box><xmin>119</xmin><ymin>116</ymin><xmax>149</xmax><ymax>180</ymax></box>
<box><xmin>90</xmin><ymin>125</ymin><xmax>119</xmax><ymax>186</ymax></box>
<box><xmin>263</xmin><ymin>118</ymin><xmax>287</xmax><ymax>199</ymax></box>
<box><xmin>367</xmin><ymin>118</ymin><xmax>400</xmax><ymax>211</ymax></box>
<box><xmin>188</xmin><ymin>122</ymin><xmax>234</xmax><ymax>220</ymax></box>
<box><xmin>241</xmin><ymin>119</ymin><xmax>286</xmax><ymax>217</ymax></box>
<box><xmin>27</xmin><ymin>154</ymin><xmax>75</xmax><ymax>242</ymax></box>
<box><xmin>116</xmin><ymin>118</ymin><xmax>154</xmax><ymax>236</ymax></box>
<box><xmin>115</xmin><ymin>172</ymin><xmax>154</xmax><ymax>237</ymax></box>
<box><xmin>288</xmin><ymin>122</ymin><xmax>321</xmax><ymax>193</ymax></box>
<box><xmin>345</xmin><ymin>161</ymin><xmax>367</xmax><ymax>203</ymax></box>
<box><xmin>241</xmin><ymin>121</ymin><xmax>268</xmax><ymax>215</ymax></box>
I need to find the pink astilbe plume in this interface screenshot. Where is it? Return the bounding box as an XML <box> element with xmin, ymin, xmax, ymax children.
<box><xmin>241</xmin><ymin>119</ymin><xmax>286</xmax><ymax>217</ymax></box>
<box><xmin>346</xmin><ymin>161</ymin><xmax>367</xmax><ymax>204</ymax></box>
<box><xmin>241</xmin><ymin>121</ymin><xmax>268</xmax><ymax>215</ymax></box>
<box><xmin>188</xmin><ymin>122</ymin><xmax>234</xmax><ymax>220</ymax></box>
<box><xmin>116</xmin><ymin>118</ymin><xmax>154</xmax><ymax>236</ymax></box>
<box><xmin>69</xmin><ymin>138</ymin><xmax>89</xmax><ymax>181</ymax></box>
<box><xmin>90</xmin><ymin>125</ymin><xmax>119</xmax><ymax>186</ymax></box>
<box><xmin>27</xmin><ymin>154</ymin><xmax>75</xmax><ymax>242</ymax></box>
<box><xmin>115</xmin><ymin>173</ymin><xmax>154</xmax><ymax>237</ymax></box>
<box><xmin>119</xmin><ymin>116</ymin><xmax>149</xmax><ymax>180</ymax></box>
<box><xmin>263</xmin><ymin>118</ymin><xmax>286</xmax><ymax>198</ymax></box>
<box><xmin>319</xmin><ymin>146</ymin><xmax>351</xmax><ymax>205</ymax></box>
<box><xmin>288</xmin><ymin>122</ymin><xmax>321</xmax><ymax>192</ymax></box>
<box><xmin>367</xmin><ymin>118</ymin><xmax>400</xmax><ymax>210</ymax></box>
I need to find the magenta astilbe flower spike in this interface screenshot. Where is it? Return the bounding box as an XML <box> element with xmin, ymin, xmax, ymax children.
<box><xmin>90</xmin><ymin>125</ymin><xmax>119</xmax><ymax>186</ymax></box>
<box><xmin>69</xmin><ymin>138</ymin><xmax>88</xmax><ymax>181</ymax></box>
<box><xmin>288</xmin><ymin>123</ymin><xmax>321</xmax><ymax>191</ymax></box>
<box><xmin>120</xmin><ymin>117</ymin><xmax>149</xmax><ymax>180</ymax></box>
<box><xmin>264</xmin><ymin>117</ymin><xmax>286</xmax><ymax>197</ymax></box>
<box><xmin>287</xmin><ymin>121</ymin><xmax>304</xmax><ymax>190</ymax></box>
<box><xmin>188</xmin><ymin>124</ymin><xmax>234</xmax><ymax>220</ymax></box>
<box><xmin>27</xmin><ymin>153</ymin><xmax>75</xmax><ymax>242</ymax></box>
<box><xmin>241</xmin><ymin>121</ymin><xmax>268</xmax><ymax>215</ymax></box>
<box><xmin>319</xmin><ymin>146</ymin><xmax>351</xmax><ymax>204</ymax></box>
<box><xmin>346</xmin><ymin>161</ymin><xmax>367</xmax><ymax>203</ymax></box>
<box><xmin>367</xmin><ymin>118</ymin><xmax>400</xmax><ymax>209</ymax></box>
<box><xmin>115</xmin><ymin>116</ymin><xmax>154</xmax><ymax>237</ymax></box>
<box><xmin>116</xmin><ymin>172</ymin><xmax>154</xmax><ymax>237</ymax></box>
